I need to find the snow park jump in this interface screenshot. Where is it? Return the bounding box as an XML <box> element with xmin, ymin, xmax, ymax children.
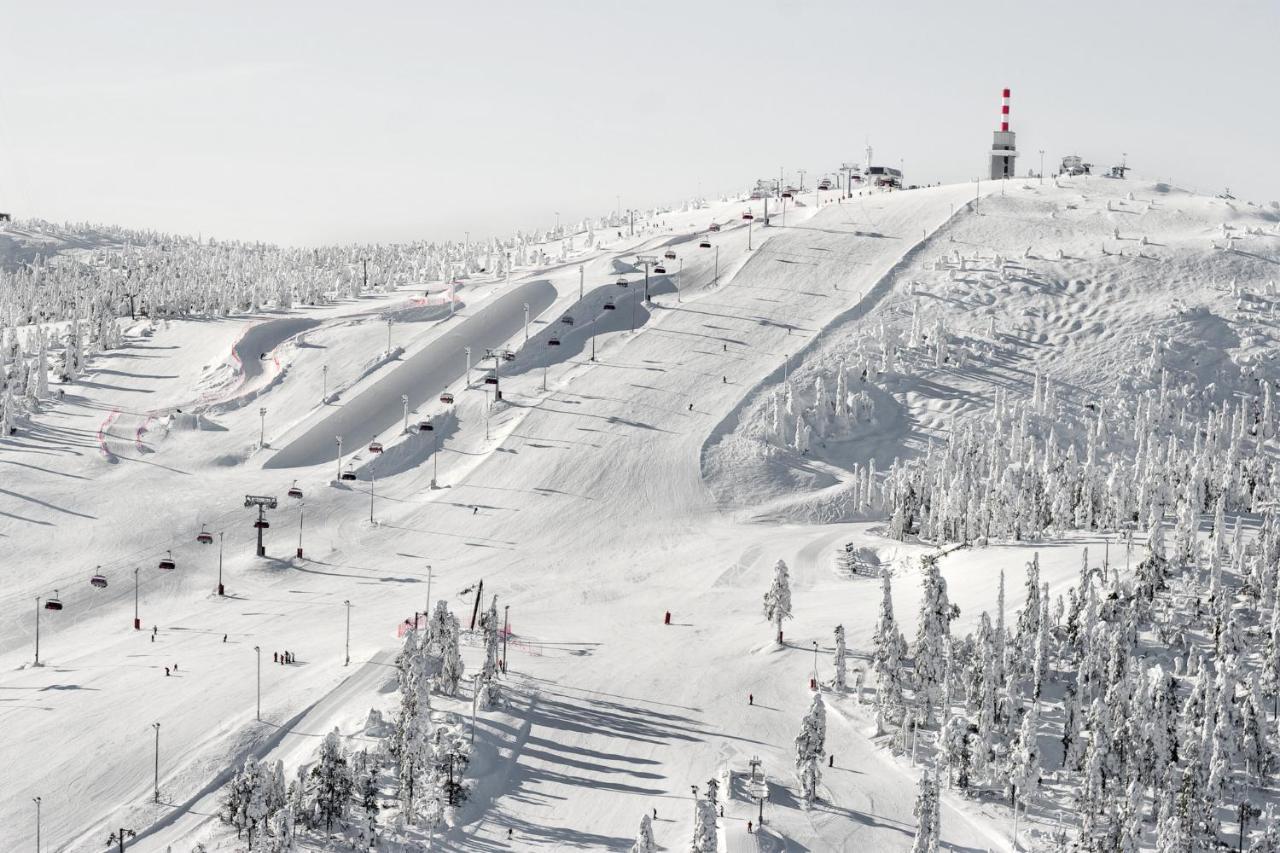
<box><xmin>3</xmin><ymin>7</ymin><xmax>1280</xmax><ymax>851</ymax></box>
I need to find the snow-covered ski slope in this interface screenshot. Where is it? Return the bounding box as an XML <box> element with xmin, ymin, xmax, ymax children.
<box><xmin>3</xmin><ymin>177</ymin><xmax>1278</xmax><ymax>851</ymax></box>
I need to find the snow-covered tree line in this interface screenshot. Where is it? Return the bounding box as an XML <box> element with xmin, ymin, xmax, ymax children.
<box><xmin>869</xmin><ymin>513</ymin><xmax>1280</xmax><ymax>851</ymax></box>
<box><xmin>881</xmin><ymin>367</ymin><xmax>1278</xmax><ymax>546</ymax></box>
<box><xmin>760</xmin><ymin>361</ymin><xmax>883</xmax><ymax>455</ymax></box>
<box><xmin>216</xmin><ymin>600</ymin><xmax>477</xmax><ymax>848</ymax></box>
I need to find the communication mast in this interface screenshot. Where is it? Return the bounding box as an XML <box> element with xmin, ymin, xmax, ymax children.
<box><xmin>989</xmin><ymin>88</ymin><xmax>1018</xmax><ymax>180</ymax></box>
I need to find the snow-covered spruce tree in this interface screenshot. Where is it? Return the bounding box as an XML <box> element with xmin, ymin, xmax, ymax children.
<box><xmin>913</xmin><ymin>555</ymin><xmax>956</xmax><ymax>723</ymax></box>
<box><xmin>833</xmin><ymin>625</ymin><xmax>847</xmax><ymax>691</ymax></box>
<box><xmin>690</xmin><ymin>795</ymin><xmax>718</xmax><ymax>853</ymax></box>
<box><xmin>477</xmin><ymin>596</ymin><xmax>502</xmax><ymax>709</ymax></box>
<box><xmin>873</xmin><ymin>572</ymin><xmax>907</xmax><ymax>734</ymax></box>
<box><xmin>310</xmin><ymin>728</ymin><xmax>353</xmax><ymax>833</ymax></box>
<box><xmin>794</xmin><ymin>693</ymin><xmax>826</xmax><ymax>808</ymax></box>
<box><xmin>630</xmin><ymin>813</ymin><xmax>656</xmax><ymax>853</ymax></box>
<box><xmin>909</xmin><ymin>769</ymin><xmax>940</xmax><ymax>853</ymax></box>
<box><xmin>433</xmin><ymin>604</ymin><xmax>465</xmax><ymax>696</ymax></box>
<box><xmin>1006</xmin><ymin>702</ymin><xmax>1040</xmax><ymax>811</ymax></box>
<box><xmin>762</xmin><ymin>559</ymin><xmax>793</xmax><ymax>645</ymax></box>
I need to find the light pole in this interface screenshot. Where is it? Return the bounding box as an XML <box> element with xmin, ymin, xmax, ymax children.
<box><xmin>523</xmin><ymin>303</ymin><xmax>530</xmax><ymax>343</ymax></box>
<box><xmin>253</xmin><ymin>646</ymin><xmax>261</xmax><ymax>720</ymax></box>
<box><xmin>258</xmin><ymin>407</ymin><xmax>266</xmax><ymax>448</ymax></box>
<box><xmin>471</xmin><ymin>674</ymin><xmax>480</xmax><ymax>743</ymax></box>
<box><xmin>33</xmin><ymin>796</ymin><xmax>40</xmax><ymax>853</ymax></box>
<box><xmin>1039</xmin><ymin>150</ymin><xmax>1045</xmax><ymax>184</ymax></box>
<box><xmin>217</xmin><ymin>531</ymin><xmax>225</xmax><ymax>595</ymax></box>
<box><xmin>677</xmin><ymin>258</ymin><xmax>683</xmax><ymax>303</ymax></box>
<box><xmin>578</xmin><ymin>264</ymin><xmax>584</xmax><ymax>300</ymax></box>
<box><xmin>386</xmin><ymin>318</ymin><xmax>393</xmax><ymax>355</ymax></box>
<box><xmin>425</xmin><ymin>565</ymin><xmax>433</xmax><ymax>619</ymax></box>
<box><xmin>335</xmin><ymin>435</ymin><xmax>343</xmax><ymax>481</ymax></box>
<box><xmin>321</xmin><ymin>364</ymin><xmax>328</xmax><ymax>404</ymax></box>
<box><xmin>401</xmin><ymin>394</ymin><xmax>410</xmax><ymax>433</ymax></box>
<box><xmin>555</xmin><ymin>211</ymin><xmax>560</xmax><ymax>233</ymax></box>
<box><xmin>369</xmin><ymin>460</ymin><xmax>377</xmax><ymax>524</ymax></box>
<box><xmin>134</xmin><ymin>567</ymin><xmax>140</xmax><ymax>630</ymax></box>
<box><xmin>812</xmin><ymin>640</ymin><xmax>819</xmax><ymax>685</ymax></box>
<box><xmin>34</xmin><ymin>593</ymin><xmax>48</xmax><ymax>668</ymax></box>
<box><xmin>502</xmin><ymin>605</ymin><xmax>510</xmax><ymax>673</ymax></box>
<box><xmin>464</xmin><ymin>346</ymin><xmax>471</xmax><ymax>387</ymax></box>
<box><xmin>430</xmin><ymin>430</ymin><xmax>440</xmax><ymax>489</ymax></box>
<box><xmin>152</xmin><ymin>722</ymin><xmax>161</xmax><ymax>803</ymax></box>
<box><xmin>343</xmin><ymin>600</ymin><xmax>352</xmax><ymax>666</ymax></box>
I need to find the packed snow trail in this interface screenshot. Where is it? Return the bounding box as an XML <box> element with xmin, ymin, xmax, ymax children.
<box><xmin>264</xmin><ymin>279</ymin><xmax>556</xmax><ymax>468</ymax></box>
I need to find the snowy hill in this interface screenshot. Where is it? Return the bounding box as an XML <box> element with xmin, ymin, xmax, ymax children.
<box><xmin>3</xmin><ymin>177</ymin><xmax>1279</xmax><ymax>852</ymax></box>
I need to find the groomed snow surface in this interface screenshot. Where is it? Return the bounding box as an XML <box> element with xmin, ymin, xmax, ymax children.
<box><xmin>3</xmin><ymin>178</ymin><xmax>1279</xmax><ymax>851</ymax></box>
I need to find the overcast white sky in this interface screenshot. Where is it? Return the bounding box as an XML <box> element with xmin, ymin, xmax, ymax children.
<box><xmin>0</xmin><ymin>0</ymin><xmax>1276</xmax><ymax>246</ymax></box>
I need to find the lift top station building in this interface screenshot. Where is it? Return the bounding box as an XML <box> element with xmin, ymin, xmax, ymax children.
<box><xmin>989</xmin><ymin>88</ymin><xmax>1018</xmax><ymax>180</ymax></box>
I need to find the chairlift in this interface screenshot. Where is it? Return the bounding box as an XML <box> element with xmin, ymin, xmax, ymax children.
<box><xmin>781</xmin><ymin>190</ymin><xmax>793</xmax><ymax>199</ymax></box>
<box><xmin>484</xmin><ymin>372</ymin><xmax>498</xmax><ymax>385</ymax></box>
<box><xmin>439</xmin><ymin>392</ymin><xmax>455</xmax><ymax>405</ymax></box>
<box><xmin>287</xmin><ymin>480</ymin><xmax>303</xmax><ymax>500</ymax></box>
<box><xmin>561</xmin><ymin>316</ymin><xmax>575</xmax><ymax>325</ymax></box>
<box><xmin>603</xmin><ymin>301</ymin><xmax>616</xmax><ymax>311</ymax></box>
<box><xmin>742</xmin><ymin>211</ymin><xmax>754</xmax><ymax>220</ymax></box>
<box><xmin>708</xmin><ymin>223</ymin><xmax>721</xmax><ymax>232</ymax></box>
<box><xmin>90</xmin><ymin>572</ymin><xmax>109</xmax><ymax>589</ymax></box>
<box><xmin>254</xmin><ymin>519</ymin><xmax>271</xmax><ymax>530</ymax></box>
<box><xmin>368</xmin><ymin>440</ymin><xmax>384</xmax><ymax>454</ymax></box>
<box><xmin>45</xmin><ymin>591</ymin><xmax>63</xmax><ymax>611</ymax></box>
<box><xmin>419</xmin><ymin>421</ymin><xmax>434</xmax><ymax>432</ymax></box>
<box><xmin>548</xmin><ymin>337</ymin><xmax>561</xmax><ymax>346</ymax></box>
<box><xmin>502</xmin><ymin>350</ymin><xmax>516</xmax><ymax>361</ymax></box>
<box><xmin>158</xmin><ymin>551</ymin><xmax>176</xmax><ymax>571</ymax></box>
<box><xmin>340</xmin><ymin>466</ymin><xmax>358</xmax><ymax>481</ymax></box>
<box><xmin>699</xmin><ymin>238</ymin><xmax>712</xmax><ymax>249</ymax></box>
<box><xmin>616</xmin><ymin>277</ymin><xmax>629</xmax><ymax>288</ymax></box>
<box><xmin>664</xmin><ymin>250</ymin><xmax>677</xmax><ymax>261</ymax></box>
<box><xmin>196</xmin><ymin>525</ymin><xmax>214</xmax><ymax>545</ymax></box>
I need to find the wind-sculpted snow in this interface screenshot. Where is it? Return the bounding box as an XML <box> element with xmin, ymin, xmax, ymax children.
<box><xmin>264</xmin><ymin>279</ymin><xmax>555</xmax><ymax>468</ymax></box>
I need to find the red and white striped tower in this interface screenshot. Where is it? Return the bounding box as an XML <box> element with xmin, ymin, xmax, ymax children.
<box><xmin>990</xmin><ymin>87</ymin><xmax>1018</xmax><ymax>180</ymax></box>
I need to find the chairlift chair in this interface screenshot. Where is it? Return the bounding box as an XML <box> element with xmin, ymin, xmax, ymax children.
<box><xmin>603</xmin><ymin>301</ymin><xmax>616</xmax><ymax>311</ymax></box>
<box><xmin>90</xmin><ymin>573</ymin><xmax>109</xmax><ymax>589</ymax></box>
<box><xmin>287</xmin><ymin>481</ymin><xmax>303</xmax><ymax>500</ymax></box>
<box><xmin>368</xmin><ymin>440</ymin><xmax>384</xmax><ymax>454</ymax></box>
<box><xmin>419</xmin><ymin>421</ymin><xmax>434</xmax><ymax>432</ymax></box>
<box><xmin>561</xmin><ymin>316</ymin><xmax>574</xmax><ymax>325</ymax></box>
<box><xmin>708</xmin><ymin>223</ymin><xmax>721</xmax><ymax>232</ymax></box>
<box><xmin>781</xmin><ymin>190</ymin><xmax>793</xmax><ymax>199</ymax></box>
<box><xmin>340</xmin><ymin>466</ymin><xmax>358</xmax><ymax>481</ymax></box>
<box><xmin>653</xmin><ymin>265</ymin><xmax>666</xmax><ymax>274</ymax></box>
<box><xmin>196</xmin><ymin>525</ymin><xmax>214</xmax><ymax>545</ymax></box>
<box><xmin>484</xmin><ymin>372</ymin><xmax>498</xmax><ymax>385</ymax></box>
<box><xmin>45</xmin><ymin>591</ymin><xmax>63</xmax><ymax>611</ymax></box>
<box><xmin>664</xmin><ymin>250</ymin><xmax>677</xmax><ymax>260</ymax></box>
<box><xmin>439</xmin><ymin>392</ymin><xmax>455</xmax><ymax>405</ymax></box>
<box><xmin>254</xmin><ymin>519</ymin><xmax>271</xmax><ymax>530</ymax></box>
<box><xmin>158</xmin><ymin>551</ymin><xmax>176</xmax><ymax>571</ymax></box>
<box><xmin>699</xmin><ymin>238</ymin><xmax>712</xmax><ymax>249</ymax></box>
<box><xmin>616</xmin><ymin>277</ymin><xmax>629</xmax><ymax>288</ymax></box>
<box><xmin>548</xmin><ymin>337</ymin><xmax>561</xmax><ymax>346</ymax></box>
<box><xmin>742</xmin><ymin>211</ymin><xmax>754</xmax><ymax>220</ymax></box>
<box><xmin>502</xmin><ymin>350</ymin><xmax>516</xmax><ymax>361</ymax></box>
